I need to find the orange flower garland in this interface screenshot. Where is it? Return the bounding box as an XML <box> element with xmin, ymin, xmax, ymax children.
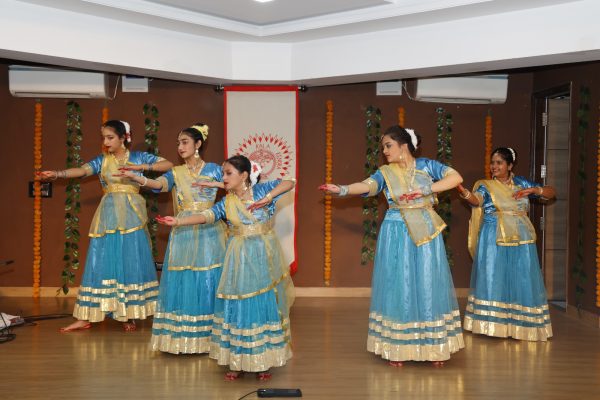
<box><xmin>597</xmin><ymin>105</ymin><xmax>600</xmax><ymax>307</ymax></box>
<box><xmin>324</xmin><ymin>100</ymin><xmax>334</xmax><ymax>286</ymax></box>
<box><xmin>32</xmin><ymin>101</ymin><xmax>43</xmax><ymax>298</ymax></box>
<box><xmin>398</xmin><ymin>106</ymin><xmax>405</xmax><ymax>127</ymax></box>
<box><xmin>102</xmin><ymin>105</ymin><xmax>109</xmax><ymax>123</ymax></box>
<box><xmin>484</xmin><ymin>112</ymin><xmax>493</xmax><ymax>179</ymax></box>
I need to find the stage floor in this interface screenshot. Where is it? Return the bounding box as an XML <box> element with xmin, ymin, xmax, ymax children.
<box><xmin>1</xmin><ymin>297</ymin><xmax>599</xmax><ymax>399</ymax></box>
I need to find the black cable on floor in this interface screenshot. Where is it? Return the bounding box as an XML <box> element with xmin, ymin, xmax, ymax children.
<box><xmin>237</xmin><ymin>390</ymin><xmax>258</xmax><ymax>400</ymax></box>
<box><xmin>23</xmin><ymin>313</ymin><xmax>72</xmax><ymax>322</ymax></box>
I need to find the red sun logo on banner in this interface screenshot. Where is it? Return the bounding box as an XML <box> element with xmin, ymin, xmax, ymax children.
<box><xmin>236</xmin><ymin>133</ymin><xmax>293</xmax><ymax>180</ymax></box>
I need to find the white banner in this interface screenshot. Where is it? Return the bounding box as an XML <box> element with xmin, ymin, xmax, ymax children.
<box><xmin>224</xmin><ymin>87</ymin><xmax>298</xmax><ymax>274</ymax></box>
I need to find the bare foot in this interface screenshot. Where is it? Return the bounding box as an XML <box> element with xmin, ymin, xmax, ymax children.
<box><xmin>388</xmin><ymin>361</ymin><xmax>404</xmax><ymax>367</ymax></box>
<box><xmin>432</xmin><ymin>361</ymin><xmax>445</xmax><ymax>367</ymax></box>
<box><xmin>60</xmin><ymin>320</ymin><xmax>92</xmax><ymax>333</ymax></box>
<box><xmin>123</xmin><ymin>320</ymin><xmax>137</xmax><ymax>332</ymax></box>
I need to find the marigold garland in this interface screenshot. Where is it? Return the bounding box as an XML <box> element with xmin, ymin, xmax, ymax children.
<box><xmin>485</xmin><ymin>112</ymin><xmax>493</xmax><ymax>179</ymax></box>
<box><xmin>596</xmin><ymin>104</ymin><xmax>600</xmax><ymax>307</ymax></box>
<box><xmin>398</xmin><ymin>106</ymin><xmax>405</xmax><ymax>128</ymax></box>
<box><xmin>324</xmin><ymin>100</ymin><xmax>333</xmax><ymax>286</ymax></box>
<box><xmin>32</xmin><ymin>101</ymin><xmax>43</xmax><ymax>298</ymax></box>
<box><xmin>102</xmin><ymin>105</ymin><xmax>109</xmax><ymax>124</ymax></box>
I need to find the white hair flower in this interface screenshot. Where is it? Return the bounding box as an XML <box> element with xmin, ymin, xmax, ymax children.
<box><xmin>249</xmin><ymin>161</ymin><xmax>262</xmax><ymax>187</ymax></box>
<box><xmin>406</xmin><ymin>129</ymin><xmax>418</xmax><ymax>150</ymax></box>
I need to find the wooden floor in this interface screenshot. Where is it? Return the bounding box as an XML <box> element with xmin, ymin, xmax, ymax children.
<box><xmin>1</xmin><ymin>297</ymin><xmax>600</xmax><ymax>400</ymax></box>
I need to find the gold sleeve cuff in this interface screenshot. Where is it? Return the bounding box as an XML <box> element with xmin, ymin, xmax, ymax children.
<box><xmin>157</xmin><ymin>176</ymin><xmax>169</xmax><ymax>193</ymax></box>
<box><xmin>362</xmin><ymin>177</ymin><xmax>379</xmax><ymax>197</ymax></box>
<box><xmin>443</xmin><ymin>167</ymin><xmax>458</xmax><ymax>178</ymax></box>
<box><xmin>82</xmin><ymin>163</ymin><xmax>94</xmax><ymax>177</ymax></box>
<box><xmin>280</xmin><ymin>176</ymin><xmax>296</xmax><ymax>183</ymax></box>
<box><xmin>200</xmin><ymin>209</ymin><xmax>216</xmax><ymax>225</ymax></box>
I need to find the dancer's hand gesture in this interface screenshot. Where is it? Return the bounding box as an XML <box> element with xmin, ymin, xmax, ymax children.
<box><xmin>318</xmin><ymin>184</ymin><xmax>340</xmax><ymax>195</ymax></box>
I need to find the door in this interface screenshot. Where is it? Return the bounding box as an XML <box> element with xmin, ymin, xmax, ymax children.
<box><xmin>531</xmin><ymin>85</ymin><xmax>571</xmax><ymax>307</ymax></box>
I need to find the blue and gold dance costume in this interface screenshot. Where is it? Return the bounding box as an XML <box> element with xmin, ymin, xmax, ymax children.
<box><xmin>363</xmin><ymin>159</ymin><xmax>464</xmax><ymax>362</ymax></box>
<box><xmin>202</xmin><ymin>180</ymin><xmax>295</xmax><ymax>372</ymax></box>
<box><xmin>464</xmin><ymin>176</ymin><xmax>552</xmax><ymax>341</ymax></box>
<box><xmin>150</xmin><ymin>163</ymin><xmax>227</xmax><ymax>354</ymax></box>
<box><xmin>73</xmin><ymin>151</ymin><xmax>163</xmax><ymax>322</ymax></box>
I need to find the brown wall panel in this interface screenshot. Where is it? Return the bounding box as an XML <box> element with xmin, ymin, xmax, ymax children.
<box><xmin>0</xmin><ymin>63</ymin><xmax>535</xmax><ymax>292</ymax></box>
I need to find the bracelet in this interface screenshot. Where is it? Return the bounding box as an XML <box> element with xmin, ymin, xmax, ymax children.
<box><xmin>148</xmin><ymin>164</ymin><xmax>153</xmax><ymax>172</ymax></box>
<box><xmin>421</xmin><ymin>184</ymin><xmax>433</xmax><ymax>196</ymax></box>
<box><xmin>51</xmin><ymin>171</ymin><xmax>58</xmax><ymax>181</ymax></box>
<box><xmin>338</xmin><ymin>185</ymin><xmax>349</xmax><ymax>197</ymax></box>
<box><xmin>265</xmin><ymin>192</ymin><xmax>273</xmax><ymax>202</ymax></box>
<box><xmin>140</xmin><ymin>176</ymin><xmax>148</xmax><ymax>187</ymax></box>
<box><xmin>538</xmin><ymin>187</ymin><xmax>544</xmax><ymax>196</ymax></box>
<box><xmin>175</xmin><ymin>217</ymin><xmax>180</xmax><ymax>226</ymax></box>
<box><xmin>460</xmin><ymin>190</ymin><xmax>472</xmax><ymax>200</ymax></box>
<box><xmin>57</xmin><ymin>170</ymin><xmax>67</xmax><ymax>179</ymax></box>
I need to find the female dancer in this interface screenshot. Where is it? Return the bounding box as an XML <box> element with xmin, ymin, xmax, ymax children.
<box><xmin>121</xmin><ymin>123</ymin><xmax>227</xmax><ymax>353</ymax></box>
<box><xmin>40</xmin><ymin>120</ymin><xmax>173</xmax><ymax>332</ymax></box>
<box><xmin>319</xmin><ymin>125</ymin><xmax>465</xmax><ymax>366</ymax></box>
<box><xmin>457</xmin><ymin>147</ymin><xmax>555</xmax><ymax>341</ymax></box>
<box><xmin>157</xmin><ymin>155</ymin><xmax>295</xmax><ymax>380</ymax></box>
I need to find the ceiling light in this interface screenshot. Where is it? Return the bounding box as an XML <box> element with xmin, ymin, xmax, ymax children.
<box><xmin>254</xmin><ymin>0</ymin><xmax>275</xmax><ymax>3</ymax></box>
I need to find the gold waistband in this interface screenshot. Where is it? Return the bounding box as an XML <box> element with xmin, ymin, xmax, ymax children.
<box><xmin>229</xmin><ymin>221</ymin><xmax>273</xmax><ymax>237</ymax></box>
<box><xmin>180</xmin><ymin>201</ymin><xmax>213</xmax><ymax>212</ymax></box>
<box><xmin>495</xmin><ymin>210</ymin><xmax>527</xmax><ymax>216</ymax></box>
<box><xmin>389</xmin><ymin>203</ymin><xmax>433</xmax><ymax>210</ymax></box>
<box><xmin>103</xmin><ymin>184</ymin><xmax>139</xmax><ymax>194</ymax></box>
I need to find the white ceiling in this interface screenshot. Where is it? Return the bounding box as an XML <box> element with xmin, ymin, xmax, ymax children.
<box><xmin>146</xmin><ymin>0</ymin><xmax>391</xmax><ymax>25</ymax></box>
<box><xmin>1</xmin><ymin>0</ymin><xmax>599</xmax><ymax>85</ymax></box>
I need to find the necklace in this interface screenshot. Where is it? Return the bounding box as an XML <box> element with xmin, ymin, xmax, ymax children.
<box><xmin>232</xmin><ymin>186</ymin><xmax>252</xmax><ymax>202</ymax></box>
<box><xmin>112</xmin><ymin>150</ymin><xmax>129</xmax><ymax>165</ymax></box>
<box><xmin>494</xmin><ymin>173</ymin><xmax>514</xmax><ymax>189</ymax></box>
<box><xmin>186</xmin><ymin>159</ymin><xmax>205</xmax><ymax>176</ymax></box>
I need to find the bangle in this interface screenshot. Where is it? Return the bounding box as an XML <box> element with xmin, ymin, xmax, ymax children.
<box><xmin>265</xmin><ymin>192</ymin><xmax>273</xmax><ymax>202</ymax></box>
<box><xmin>58</xmin><ymin>170</ymin><xmax>67</xmax><ymax>179</ymax></box>
<box><xmin>148</xmin><ymin>164</ymin><xmax>153</xmax><ymax>172</ymax></box>
<box><xmin>51</xmin><ymin>171</ymin><xmax>58</xmax><ymax>181</ymax></box>
<box><xmin>538</xmin><ymin>187</ymin><xmax>544</xmax><ymax>196</ymax></box>
<box><xmin>175</xmin><ymin>217</ymin><xmax>180</xmax><ymax>226</ymax></box>
<box><xmin>421</xmin><ymin>184</ymin><xmax>433</xmax><ymax>196</ymax></box>
<box><xmin>460</xmin><ymin>190</ymin><xmax>472</xmax><ymax>200</ymax></box>
<box><xmin>140</xmin><ymin>176</ymin><xmax>148</xmax><ymax>187</ymax></box>
<box><xmin>337</xmin><ymin>185</ymin><xmax>349</xmax><ymax>197</ymax></box>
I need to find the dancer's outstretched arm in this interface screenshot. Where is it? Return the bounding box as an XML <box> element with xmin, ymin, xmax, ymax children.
<box><xmin>38</xmin><ymin>168</ymin><xmax>89</xmax><ymax>180</ymax></box>
<box><xmin>156</xmin><ymin>214</ymin><xmax>206</xmax><ymax>227</ymax></box>
<box><xmin>318</xmin><ymin>182</ymin><xmax>369</xmax><ymax>197</ymax></box>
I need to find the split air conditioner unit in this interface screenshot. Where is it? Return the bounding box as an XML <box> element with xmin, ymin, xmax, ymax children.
<box><xmin>8</xmin><ymin>65</ymin><xmax>108</xmax><ymax>98</ymax></box>
<box><xmin>414</xmin><ymin>75</ymin><xmax>508</xmax><ymax>104</ymax></box>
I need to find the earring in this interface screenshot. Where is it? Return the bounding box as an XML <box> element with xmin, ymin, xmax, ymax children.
<box><xmin>194</xmin><ymin>149</ymin><xmax>200</xmax><ymax>159</ymax></box>
<box><xmin>120</xmin><ymin>142</ymin><xmax>126</xmax><ymax>149</ymax></box>
<box><xmin>398</xmin><ymin>154</ymin><xmax>405</xmax><ymax>162</ymax></box>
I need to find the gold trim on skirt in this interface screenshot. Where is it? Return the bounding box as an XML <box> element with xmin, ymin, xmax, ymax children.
<box><xmin>367</xmin><ymin>312</ymin><xmax>465</xmax><ymax>362</ymax></box>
